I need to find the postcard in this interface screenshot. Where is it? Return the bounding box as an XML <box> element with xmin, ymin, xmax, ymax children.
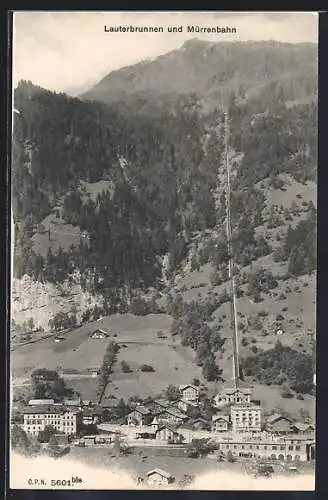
<box><xmin>9</xmin><ymin>10</ymin><xmax>317</xmax><ymax>491</ymax></box>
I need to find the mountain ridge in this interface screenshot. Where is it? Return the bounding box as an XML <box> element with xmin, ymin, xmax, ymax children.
<box><xmin>81</xmin><ymin>39</ymin><xmax>317</xmax><ymax>109</ymax></box>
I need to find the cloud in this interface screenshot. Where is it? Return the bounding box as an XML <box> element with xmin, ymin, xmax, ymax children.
<box><xmin>12</xmin><ymin>11</ymin><xmax>318</xmax><ymax>92</ymax></box>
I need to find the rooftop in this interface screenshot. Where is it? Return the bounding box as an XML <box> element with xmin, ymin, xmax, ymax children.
<box><xmin>23</xmin><ymin>405</ymin><xmax>80</xmax><ymax>415</ymax></box>
<box><xmin>267</xmin><ymin>413</ymin><xmax>292</xmax><ymax>424</ymax></box>
<box><xmin>157</xmin><ymin>423</ymin><xmax>179</xmax><ymax>434</ymax></box>
<box><xmin>212</xmin><ymin>414</ymin><xmax>230</xmax><ymax>422</ymax></box>
<box><xmin>129</xmin><ymin>405</ymin><xmax>151</xmax><ymax>416</ymax></box>
<box><xmin>223</xmin><ymin>387</ymin><xmax>252</xmax><ymax>395</ymax></box>
<box><xmin>28</xmin><ymin>399</ymin><xmax>55</xmax><ymax>405</ymax></box>
<box><xmin>146</xmin><ymin>468</ymin><xmax>173</xmax><ymax>480</ymax></box>
<box><xmin>179</xmin><ymin>384</ymin><xmax>198</xmax><ymax>392</ymax></box>
<box><xmin>292</xmin><ymin>422</ymin><xmax>315</xmax><ymax>431</ymax></box>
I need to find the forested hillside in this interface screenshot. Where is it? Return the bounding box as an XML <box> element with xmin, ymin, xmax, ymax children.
<box><xmin>12</xmin><ymin>39</ymin><xmax>317</xmax><ymax>398</ymax></box>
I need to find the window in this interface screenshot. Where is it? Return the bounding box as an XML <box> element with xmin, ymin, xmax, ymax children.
<box><xmin>288</xmin><ymin>445</ymin><xmax>293</xmax><ymax>451</ymax></box>
<box><xmin>264</xmin><ymin>446</ymin><xmax>267</xmax><ymax>450</ymax></box>
<box><xmin>272</xmin><ymin>446</ymin><xmax>277</xmax><ymax>450</ymax></box>
<box><xmin>280</xmin><ymin>446</ymin><xmax>285</xmax><ymax>450</ymax></box>
<box><xmin>295</xmin><ymin>446</ymin><xmax>301</xmax><ymax>451</ymax></box>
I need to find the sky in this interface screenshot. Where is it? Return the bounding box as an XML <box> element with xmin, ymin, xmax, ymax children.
<box><xmin>13</xmin><ymin>11</ymin><xmax>318</xmax><ymax>94</ymax></box>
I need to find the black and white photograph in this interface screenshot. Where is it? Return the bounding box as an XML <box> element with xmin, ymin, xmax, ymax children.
<box><xmin>10</xmin><ymin>11</ymin><xmax>317</xmax><ymax>490</ymax></box>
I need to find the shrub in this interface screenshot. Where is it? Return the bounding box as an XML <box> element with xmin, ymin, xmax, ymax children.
<box><xmin>281</xmin><ymin>386</ymin><xmax>294</xmax><ymax>399</ymax></box>
<box><xmin>121</xmin><ymin>361</ymin><xmax>132</xmax><ymax>373</ymax></box>
<box><xmin>227</xmin><ymin>450</ymin><xmax>236</xmax><ymax>462</ymax></box>
<box><xmin>140</xmin><ymin>364</ymin><xmax>155</xmax><ymax>372</ymax></box>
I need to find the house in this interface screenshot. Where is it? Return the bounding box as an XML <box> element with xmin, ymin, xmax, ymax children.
<box><xmin>212</xmin><ymin>414</ymin><xmax>230</xmax><ymax>432</ymax></box>
<box><xmin>155</xmin><ymin>424</ymin><xmax>183</xmax><ymax>444</ymax></box>
<box><xmin>87</xmin><ymin>367</ymin><xmax>100</xmax><ymax>378</ymax></box>
<box><xmin>54</xmin><ymin>434</ymin><xmax>70</xmax><ymax>445</ymax></box>
<box><xmin>90</xmin><ymin>329</ymin><xmax>109</xmax><ymax>339</ymax></box>
<box><xmin>82</xmin><ymin>408</ymin><xmax>100</xmax><ymax>425</ymax></box>
<box><xmin>179</xmin><ymin>384</ymin><xmax>199</xmax><ymax>402</ymax></box>
<box><xmin>146</xmin><ymin>468</ymin><xmax>175</xmax><ymax>487</ymax></box>
<box><xmin>169</xmin><ymin>398</ymin><xmax>198</xmax><ymax>413</ymax></box>
<box><xmin>157</xmin><ymin>407</ymin><xmax>188</xmax><ymax>426</ymax></box>
<box><xmin>150</xmin><ymin>416</ymin><xmax>160</xmax><ymax>431</ymax></box>
<box><xmin>291</xmin><ymin>422</ymin><xmax>315</xmax><ymax>436</ymax></box>
<box><xmin>23</xmin><ymin>405</ymin><xmax>82</xmax><ymax>436</ymax></box>
<box><xmin>63</xmin><ymin>398</ymin><xmax>81</xmax><ymax>407</ymax></box>
<box><xmin>127</xmin><ymin>405</ymin><xmax>153</xmax><ymax>426</ymax></box>
<box><xmin>144</xmin><ymin>399</ymin><xmax>170</xmax><ymax>414</ymax></box>
<box><xmin>192</xmin><ymin>418</ymin><xmax>211</xmax><ymax>431</ymax></box>
<box><xmin>79</xmin><ymin>435</ymin><xmax>97</xmax><ymax>447</ymax></box>
<box><xmin>230</xmin><ymin>404</ymin><xmax>261</xmax><ymax>433</ymax></box>
<box><xmin>28</xmin><ymin>399</ymin><xmax>55</xmax><ymax>406</ymax></box>
<box><xmin>54</xmin><ymin>336</ymin><xmax>65</xmax><ymax>343</ymax></box>
<box><xmin>214</xmin><ymin>387</ymin><xmax>252</xmax><ymax>407</ymax></box>
<box><xmin>266</xmin><ymin>414</ymin><xmax>293</xmax><ymax>435</ymax></box>
<box><xmin>82</xmin><ymin>400</ymin><xmax>93</xmax><ymax>408</ymax></box>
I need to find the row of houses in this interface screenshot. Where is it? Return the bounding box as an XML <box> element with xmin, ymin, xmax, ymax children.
<box><xmin>21</xmin><ymin>383</ymin><xmax>314</xmax><ymax>442</ymax></box>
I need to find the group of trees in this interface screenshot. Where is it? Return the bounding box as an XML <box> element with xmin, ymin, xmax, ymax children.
<box><xmin>242</xmin><ymin>340</ymin><xmax>314</xmax><ymax>394</ymax></box>
<box><xmin>229</xmin><ymin>99</ymin><xmax>317</xmax><ymax>186</ymax></box>
<box><xmin>274</xmin><ymin>205</ymin><xmax>316</xmax><ymax>276</ymax></box>
<box><xmin>97</xmin><ymin>341</ymin><xmax>120</xmax><ymax>404</ymax></box>
<box><xmin>12</xmin><ymin>81</ymin><xmax>217</xmax><ymax>290</ymax></box>
<box><xmin>31</xmin><ymin>368</ymin><xmax>74</xmax><ymax>401</ymax></box>
<box><xmin>247</xmin><ymin>268</ymin><xmax>278</xmax><ymax>302</ymax></box>
<box><xmin>168</xmin><ymin>294</ymin><xmax>225</xmax><ymax>381</ymax></box>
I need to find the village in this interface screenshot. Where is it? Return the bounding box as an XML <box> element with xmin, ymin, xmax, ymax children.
<box><xmin>18</xmin><ymin>367</ymin><xmax>315</xmax><ymax>487</ymax></box>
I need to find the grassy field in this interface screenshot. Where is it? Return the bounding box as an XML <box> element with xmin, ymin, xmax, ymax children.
<box><xmin>11</xmin><ymin>313</ymin><xmax>205</xmax><ymax>400</ymax></box>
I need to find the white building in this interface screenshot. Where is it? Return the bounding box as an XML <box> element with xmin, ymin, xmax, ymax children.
<box><xmin>214</xmin><ymin>387</ymin><xmax>252</xmax><ymax>408</ymax></box>
<box><xmin>212</xmin><ymin>414</ymin><xmax>230</xmax><ymax>432</ymax></box>
<box><xmin>179</xmin><ymin>384</ymin><xmax>199</xmax><ymax>402</ymax></box>
<box><xmin>230</xmin><ymin>404</ymin><xmax>261</xmax><ymax>433</ymax></box>
<box><xmin>28</xmin><ymin>399</ymin><xmax>55</xmax><ymax>406</ymax></box>
<box><xmin>23</xmin><ymin>405</ymin><xmax>82</xmax><ymax>437</ymax></box>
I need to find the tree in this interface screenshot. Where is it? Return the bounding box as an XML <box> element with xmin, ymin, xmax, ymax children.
<box><xmin>31</xmin><ymin>368</ymin><xmax>73</xmax><ymax>401</ymax></box>
<box><xmin>37</xmin><ymin>425</ymin><xmax>57</xmax><ymax>443</ymax></box>
<box><xmin>299</xmin><ymin>408</ymin><xmax>311</xmax><ymax>424</ymax></box>
<box><xmin>11</xmin><ymin>424</ymin><xmax>30</xmax><ymax>453</ymax></box>
<box><xmin>27</xmin><ymin>317</ymin><xmax>35</xmax><ymax>331</ymax></box>
<box><xmin>165</xmin><ymin>384</ymin><xmax>181</xmax><ymax>401</ymax></box>
<box><xmin>186</xmin><ymin>438</ymin><xmax>217</xmax><ymax>458</ymax></box>
<box><xmin>116</xmin><ymin>398</ymin><xmax>128</xmax><ymax>418</ymax></box>
<box><xmin>202</xmin><ymin>354</ymin><xmax>220</xmax><ymax>381</ymax></box>
<box><xmin>97</xmin><ymin>341</ymin><xmax>120</xmax><ymax>404</ymax></box>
